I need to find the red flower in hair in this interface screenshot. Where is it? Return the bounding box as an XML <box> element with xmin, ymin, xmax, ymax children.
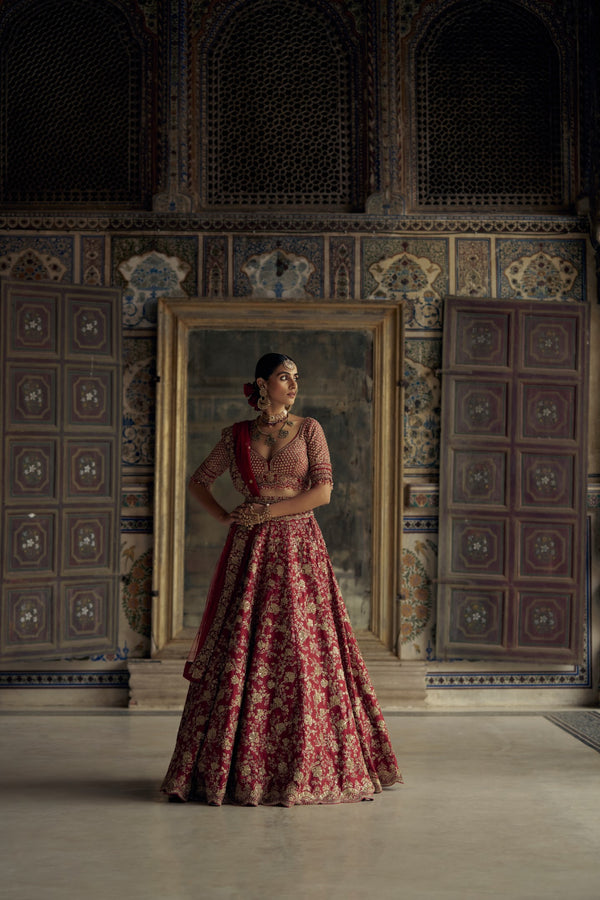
<box><xmin>243</xmin><ymin>382</ymin><xmax>260</xmax><ymax>410</ymax></box>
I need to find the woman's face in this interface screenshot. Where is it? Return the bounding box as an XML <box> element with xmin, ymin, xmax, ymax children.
<box><xmin>260</xmin><ymin>362</ymin><xmax>299</xmax><ymax>408</ymax></box>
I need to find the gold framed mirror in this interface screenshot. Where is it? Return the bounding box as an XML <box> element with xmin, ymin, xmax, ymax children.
<box><xmin>152</xmin><ymin>299</ymin><xmax>403</xmax><ymax>658</ymax></box>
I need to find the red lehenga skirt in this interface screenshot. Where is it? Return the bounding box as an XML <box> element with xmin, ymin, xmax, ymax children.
<box><xmin>161</xmin><ymin>511</ymin><xmax>402</xmax><ymax>806</ymax></box>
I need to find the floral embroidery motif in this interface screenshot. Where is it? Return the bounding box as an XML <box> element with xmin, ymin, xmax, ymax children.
<box><xmin>163</xmin><ymin>418</ymin><xmax>401</xmax><ymax>805</ymax></box>
<box><xmin>162</xmin><ymin>515</ymin><xmax>401</xmax><ymax>806</ymax></box>
<box><xmin>191</xmin><ymin>417</ymin><xmax>333</xmax><ymax>497</ymax></box>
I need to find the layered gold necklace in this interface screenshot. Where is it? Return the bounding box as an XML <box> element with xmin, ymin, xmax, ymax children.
<box><xmin>252</xmin><ymin>412</ymin><xmax>294</xmax><ymax>447</ymax></box>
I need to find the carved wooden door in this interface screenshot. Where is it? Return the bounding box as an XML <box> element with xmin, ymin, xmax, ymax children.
<box><xmin>0</xmin><ymin>279</ymin><xmax>122</xmax><ymax>661</ymax></box>
<box><xmin>437</xmin><ymin>297</ymin><xmax>589</xmax><ymax>663</ymax></box>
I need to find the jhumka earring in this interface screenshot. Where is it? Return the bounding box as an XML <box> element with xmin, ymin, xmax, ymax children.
<box><xmin>257</xmin><ymin>384</ymin><xmax>270</xmax><ymax>411</ymax></box>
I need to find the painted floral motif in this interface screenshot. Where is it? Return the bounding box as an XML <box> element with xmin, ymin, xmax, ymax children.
<box><xmin>470</xmin><ymin>325</ymin><xmax>493</xmax><ymax>349</ymax></box>
<box><xmin>242</xmin><ymin>248</ymin><xmax>315</xmax><ymax>299</ymax></box>
<box><xmin>466</xmin><ymin>533</ymin><xmax>489</xmax><ymax>560</ymax></box>
<box><xmin>504</xmin><ymin>251</ymin><xmax>577</xmax><ymax>301</ymax></box>
<box><xmin>406</xmin><ymin>487</ymin><xmax>439</xmax><ymax>509</ymax></box>
<box><xmin>536</xmin><ymin>329</ymin><xmax>561</xmax><ymax>357</ymax></box>
<box><xmin>535</xmin><ymin>399</ymin><xmax>558</xmax><ymax>426</ymax></box>
<box><xmin>118</xmin><ymin>250</ymin><xmax>191</xmax><ymax>327</ymax></box>
<box><xmin>77</xmin><ymin>526</ymin><xmax>97</xmax><ymax>556</ymax></box>
<box><xmin>122</xmin><ymin>546</ymin><xmax>152</xmax><ymax>637</ymax></box>
<box><xmin>82</xmin><ymin>236</ymin><xmax>104</xmax><ymax>286</ymax></box>
<box><xmin>532</xmin><ymin>606</ymin><xmax>557</xmax><ymax>634</ymax></box>
<box><xmin>533</xmin><ymin>534</ymin><xmax>557</xmax><ymax>562</ymax></box>
<box><xmin>18</xmin><ymin>599</ymin><xmax>40</xmax><ymax>634</ymax></box>
<box><xmin>23</xmin><ymin>311</ymin><xmax>44</xmax><ymax>337</ymax></box>
<box><xmin>74</xmin><ymin>595</ymin><xmax>96</xmax><ymax>626</ymax></box>
<box><xmin>0</xmin><ymin>247</ymin><xmax>67</xmax><ymax>282</ymax></box>
<box><xmin>368</xmin><ymin>251</ymin><xmax>442</xmax><ymax>328</ymax></box>
<box><xmin>21</xmin><ymin>454</ymin><xmax>44</xmax><ymax>485</ymax></box>
<box><xmin>79</xmin><ymin>313</ymin><xmax>100</xmax><ymax>336</ymax></box>
<box><xmin>467</xmin><ymin>395</ymin><xmax>491</xmax><ymax>425</ymax></box>
<box><xmin>462</xmin><ymin>601</ymin><xmax>488</xmax><ymax>634</ymax></box>
<box><xmin>534</xmin><ymin>465</ymin><xmax>558</xmax><ymax>495</ymax></box>
<box><xmin>456</xmin><ymin>239</ymin><xmax>490</xmax><ymax>297</ymax></box>
<box><xmin>122</xmin><ymin>337</ymin><xmax>156</xmax><ymax>467</ymax></box>
<box><xmin>77</xmin><ymin>455</ymin><xmax>98</xmax><ymax>483</ymax></box>
<box><xmin>21</xmin><ymin>380</ymin><xmax>44</xmax><ymax>412</ymax></box>
<box><xmin>79</xmin><ymin>382</ymin><xmax>100</xmax><ymax>410</ymax></box>
<box><xmin>334</xmin><ymin>265</ymin><xmax>350</xmax><ymax>298</ymax></box>
<box><xmin>20</xmin><ymin>528</ymin><xmax>41</xmax><ymax>558</ymax></box>
<box><xmin>204</xmin><ymin>238</ymin><xmax>227</xmax><ymax>298</ymax></box>
<box><xmin>404</xmin><ymin>349</ymin><xmax>441</xmax><ymax>470</ymax></box>
<box><xmin>466</xmin><ymin>462</ymin><xmax>491</xmax><ymax>493</ymax></box>
<box><xmin>399</xmin><ymin>547</ymin><xmax>433</xmax><ymax>645</ymax></box>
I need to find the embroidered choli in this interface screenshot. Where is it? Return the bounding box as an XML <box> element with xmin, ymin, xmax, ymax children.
<box><xmin>190</xmin><ymin>416</ymin><xmax>333</xmax><ymax>499</ymax></box>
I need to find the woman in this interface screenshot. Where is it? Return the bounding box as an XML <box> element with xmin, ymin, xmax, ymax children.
<box><xmin>161</xmin><ymin>353</ymin><xmax>402</xmax><ymax>806</ymax></box>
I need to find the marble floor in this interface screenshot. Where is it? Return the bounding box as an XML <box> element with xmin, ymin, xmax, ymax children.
<box><xmin>0</xmin><ymin>710</ymin><xmax>599</xmax><ymax>900</ymax></box>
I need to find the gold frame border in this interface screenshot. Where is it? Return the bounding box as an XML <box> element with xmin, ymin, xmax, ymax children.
<box><xmin>152</xmin><ymin>299</ymin><xmax>403</xmax><ymax>656</ymax></box>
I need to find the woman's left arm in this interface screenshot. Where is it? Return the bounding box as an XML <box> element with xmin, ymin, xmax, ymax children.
<box><xmin>229</xmin><ymin>483</ymin><xmax>331</xmax><ymax>526</ymax></box>
<box><xmin>268</xmin><ymin>482</ymin><xmax>332</xmax><ymax>517</ymax></box>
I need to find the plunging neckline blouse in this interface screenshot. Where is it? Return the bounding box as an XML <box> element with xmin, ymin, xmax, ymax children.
<box><xmin>250</xmin><ymin>424</ymin><xmax>301</xmax><ymax>464</ymax></box>
<box><xmin>191</xmin><ymin>416</ymin><xmax>333</xmax><ymax>499</ymax></box>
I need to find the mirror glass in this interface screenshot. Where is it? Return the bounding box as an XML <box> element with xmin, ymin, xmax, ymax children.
<box><xmin>184</xmin><ymin>328</ymin><xmax>374</xmax><ymax>630</ymax></box>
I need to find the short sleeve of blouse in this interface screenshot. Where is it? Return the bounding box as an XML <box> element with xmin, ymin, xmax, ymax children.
<box><xmin>189</xmin><ymin>426</ymin><xmax>233</xmax><ymax>487</ymax></box>
<box><xmin>304</xmin><ymin>418</ymin><xmax>333</xmax><ymax>486</ymax></box>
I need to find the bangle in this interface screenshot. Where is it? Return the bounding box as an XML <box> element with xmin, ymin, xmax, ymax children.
<box><xmin>238</xmin><ymin>502</ymin><xmax>271</xmax><ymax>528</ymax></box>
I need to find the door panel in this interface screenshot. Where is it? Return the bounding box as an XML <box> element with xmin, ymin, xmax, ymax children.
<box><xmin>0</xmin><ymin>280</ymin><xmax>122</xmax><ymax>661</ymax></box>
<box><xmin>437</xmin><ymin>297</ymin><xmax>588</xmax><ymax>663</ymax></box>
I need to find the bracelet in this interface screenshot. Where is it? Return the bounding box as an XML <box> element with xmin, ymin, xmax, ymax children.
<box><xmin>238</xmin><ymin>502</ymin><xmax>271</xmax><ymax>528</ymax></box>
<box><xmin>259</xmin><ymin>503</ymin><xmax>271</xmax><ymax>524</ymax></box>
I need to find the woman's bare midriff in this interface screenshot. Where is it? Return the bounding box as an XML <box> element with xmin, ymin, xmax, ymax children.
<box><xmin>258</xmin><ymin>488</ymin><xmax>302</xmax><ymax>500</ymax></box>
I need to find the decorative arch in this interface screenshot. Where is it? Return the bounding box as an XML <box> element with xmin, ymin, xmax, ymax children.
<box><xmin>192</xmin><ymin>0</ymin><xmax>365</xmax><ymax>210</ymax></box>
<box><xmin>402</xmin><ymin>0</ymin><xmax>576</xmax><ymax>212</ymax></box>
<box><xmin>0</xmin><ymin>0</ymin><xmax>156</xmax><ymax>208</ymax></box>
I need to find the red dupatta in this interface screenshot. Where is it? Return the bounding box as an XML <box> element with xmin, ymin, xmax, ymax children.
<box><xmin>184</xmin><ymin>420</ymin><xmax>258</xmax><ymax>680</ymax></box>
<box><xmin>231</xmin><ymin>420</ymin><xmax>261</xmax><ymax>498</ymax></box>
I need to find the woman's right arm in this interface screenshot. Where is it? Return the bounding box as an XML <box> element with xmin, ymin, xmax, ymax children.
<box><xmin>189</xmin><ymin>480</ymin><xmax>233</xmax><ymax>525</ymax></box>
<box><xmin>188</xmin><ymin>427</ymin><xmax>234</xmax><ymax>524</ymax></box>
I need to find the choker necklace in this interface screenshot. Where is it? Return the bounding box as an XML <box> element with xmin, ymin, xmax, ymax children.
<box><xmin>259</xmin><ymin>409</ymin><xmax>288</xmax><ymax>426</ymax></box>
<box><xmin>252</xmin><ymin>416</ymin><xmax>294</xmax><ymax>447</ymax></box>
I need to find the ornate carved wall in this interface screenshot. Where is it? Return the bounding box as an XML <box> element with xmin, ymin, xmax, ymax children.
<box><xmin>0</xmin><ymin>0</ymin><xmax>597</xmax><ymax>706</ymax></box>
